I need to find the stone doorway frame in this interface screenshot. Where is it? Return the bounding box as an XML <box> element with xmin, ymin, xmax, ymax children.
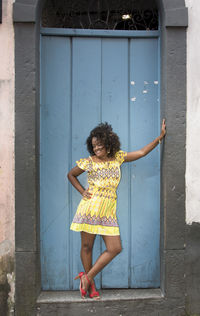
<box><xmin>13</xmin><ymin>0</ymin><xmax>188</xmax><ymax>314</ymax></box>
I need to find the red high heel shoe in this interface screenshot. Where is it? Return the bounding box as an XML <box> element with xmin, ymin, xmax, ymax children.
<box><xmin>74</xmin><ymin>272</ymin><xmax>91</xmax><ymax>299</ymax></box>
<box><xmin>89</xmin><ymin>281</ymin><xmax>100</xmax><ymax>300</ymax></box>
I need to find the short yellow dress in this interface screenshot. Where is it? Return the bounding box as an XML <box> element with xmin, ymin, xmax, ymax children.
<box><xmin>70</xmin><ymin>150</ymin><xmax>127</xmax><ymax>236</ymax></box>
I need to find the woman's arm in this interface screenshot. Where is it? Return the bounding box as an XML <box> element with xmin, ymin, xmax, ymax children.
<box><xmin>124</xmin><ymin>119</ymin><xmax>166</xmax><ymax>162</ymax></box>
<box><xmin>67</xmin><ymin>166</ymin><xmax>92</xmax><ymax>198</ymax></box>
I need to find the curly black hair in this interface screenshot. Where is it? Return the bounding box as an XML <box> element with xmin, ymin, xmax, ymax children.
<box><xmin>86</xmin><ymin>122</ymin><xmax>121</xmax><ymax>158</ymax></box>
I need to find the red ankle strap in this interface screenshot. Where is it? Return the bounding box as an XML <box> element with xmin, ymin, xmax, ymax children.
<box><xmin>84</xmin><ymin>273</ymin><xmax>91</xmax><ymax>286</ymax></box>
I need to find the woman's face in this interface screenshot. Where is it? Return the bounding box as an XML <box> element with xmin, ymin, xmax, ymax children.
<box><xmin>92</xmin><ymin>137</ymin><xmax>107</xmax><ymax>159</ymax></box>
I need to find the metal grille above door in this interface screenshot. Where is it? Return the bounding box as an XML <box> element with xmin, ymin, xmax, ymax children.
<box><xmin>42</xmin><ymin>0</ymin><xmax>158</xmax><ymax>30</ymax></box>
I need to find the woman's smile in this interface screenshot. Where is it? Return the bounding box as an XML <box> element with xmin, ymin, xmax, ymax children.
<box><xmin>92</xmin><ymin>137</ymin><xmax>107</xmax><ymax>158</ymax></box>
<box><xmin>95</xmin><ymin>147</ymin><xmax>103</xmax><ymax>155</ymax></box>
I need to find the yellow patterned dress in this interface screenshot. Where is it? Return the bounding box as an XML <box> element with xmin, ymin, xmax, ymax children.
<box><xmin>70</xmin><ymin>150</ymin><xmax>127</xmax><ymax>236</ymax></box>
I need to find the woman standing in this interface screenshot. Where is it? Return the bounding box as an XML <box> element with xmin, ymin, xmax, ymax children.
<box><xmin>68</xmin><ymin>120</ymin><xmax>166</xmax><ymax>299</ymax></box>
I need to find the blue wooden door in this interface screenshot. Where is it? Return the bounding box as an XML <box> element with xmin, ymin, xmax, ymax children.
<box><xmin>40</xmin><ymin>30</ymin><xmax>160</xmax><ymax>290</ymax></box>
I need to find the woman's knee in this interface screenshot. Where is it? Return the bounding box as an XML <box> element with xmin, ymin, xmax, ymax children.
<box><xmin>115</xmin><ymin>245</ymin><xmax>122</xmax><ymax>255</ymax></box>
<box><xmin>81</xmin><ymin>242</ymin><xmax>93</xmax><ymax>254</ymax></box>
<box><xmin>81</xmin><ymin>232</ymin><xmax>96</xmax><ymax>254</ymax></box>
<box><xmin>109</xmin><ymin>245</ymin><xmax>122</xmax><ymax>256</ymax></box>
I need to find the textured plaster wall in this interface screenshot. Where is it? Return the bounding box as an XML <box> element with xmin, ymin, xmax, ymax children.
<box><xmin>186</xmin><ymin>0</ymin><xmax>200</xmax><ymax>224</ymax></box>
<box><xmin>185</xmin><ymin>1</ymin><xmax>200</xmax><ymax>314</ymax></box>
<box><xmin>0</xmin><ymin>0</ymin><xmax>15</xmax><ymax>313</ymax></box>
<box><xmin>0</xmin><ymin>0</ymin><xmax>15</xmax><ymax>250</ymax></box>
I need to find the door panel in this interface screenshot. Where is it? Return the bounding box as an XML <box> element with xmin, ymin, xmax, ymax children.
<box><xmin>71</xmin><ymin>37</ymin><xmax>102</xmax><ymax>289</ymax></box>
<box><xmin>40</xmin><ymin>34</ymin><xmax>160</xmax><ymax>290</ymax></box>
<box><xmin>101</xmin><ymin>38</ymin><xmax>129</xmax><ymax>288</ymax></box>
<box><xmin>40</xmin><ymin>36</ymin><xmax>71</xmax><ymax>289</ymax></box>
<box><xmin>129</xmin><ymin>38</ymin><xmax>160</xmax><ymax>287</ymax></box>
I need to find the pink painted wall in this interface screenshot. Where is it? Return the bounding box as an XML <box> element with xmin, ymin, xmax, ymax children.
<box><xmin>0</xmin><ymin>0</ymin><xmax>15</xmax><ymax>255</ymax></box>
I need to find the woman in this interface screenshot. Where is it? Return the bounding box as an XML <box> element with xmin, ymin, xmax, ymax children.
<box><xmin>68</xmin><ymin>120</ymin><xmax>166</xmax><ymax>299</ymax></box>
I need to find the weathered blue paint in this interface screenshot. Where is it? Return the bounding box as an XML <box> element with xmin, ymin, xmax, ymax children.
<box><xmin>40</xmin><ymin>31</ymin><xmax>160</xmax><ymax>290</ymax></box>
<box><xmin>129</xmin><ymin>38</ymin><xmax>160</xmax><ymax>287</ymax></box>
<box><xmin>40</xmin><ymin>37</ymin><xmax>72</xmax><ymax>290</ymax></box>
<box><xmin>41</xmin><ymin>27</ymin><xmax>160</xmax><ymax>38</ymax></box>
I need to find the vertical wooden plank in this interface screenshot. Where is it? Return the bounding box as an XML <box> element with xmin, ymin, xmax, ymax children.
<box><xmin>71</xmin><ymin>37</ymin><xmax>102</xmax><ymax>289</ymax></box>
<box><xmin>129</xmin><ymin>38</ymin><xmax>160</xmax><ymax>287</ymax></box>
<box><xmin>40</xmin><ymin>36</ymin><xmax>71</xmax><ymax>289</ymax></box>
<box><xmin>101</xmin><ymin>38</ymin><xmax>129</xmax><ymax>288</ymax></box>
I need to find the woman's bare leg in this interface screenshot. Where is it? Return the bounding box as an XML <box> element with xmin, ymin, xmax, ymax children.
<box><xmin>84</xmin><ymin>235</ymin><xmax>122</xmax><ymax>283</ymax></box>
<box><xmin>80</xmin><ymin>232</ymin><xmax>98</xmax><ymax>294</ymax></box>
<box><xmin>80</xmin><ymin>231</ymin><xmax>96</xmax><ymax>273</ymax></box>
<box><xmin>80</xmin><ymin>234</ymin><xmax>122</xmax><ymax>294</ymax></box>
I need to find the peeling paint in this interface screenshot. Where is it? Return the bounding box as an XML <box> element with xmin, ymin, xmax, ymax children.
<box><xmin>88</xmin><ymin>307</ymin><xmax>97</xmax><ymax>313</ymax></box>
<box><xmin>131</xmin><ymin>97</ymin><xmax>136</xmax><ymax>102</ymax></box>
<box><xmin>130</xmin><ymin>81</ymin><xmax>135</xmax><ymax>85</ymax></box>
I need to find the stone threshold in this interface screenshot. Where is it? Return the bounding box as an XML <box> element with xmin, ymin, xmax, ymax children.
<box><xmin>37</xmin><ymin>288</ymin><xmax>163</xmax><ymax>304</ymax></box>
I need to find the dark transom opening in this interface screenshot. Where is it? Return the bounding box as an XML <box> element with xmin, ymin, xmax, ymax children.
<box><xmin>42</xmin><ymin>0</ymin><xmax>158</xmax><ymax>31</ymax></box>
